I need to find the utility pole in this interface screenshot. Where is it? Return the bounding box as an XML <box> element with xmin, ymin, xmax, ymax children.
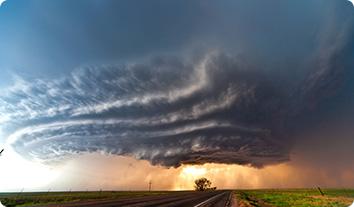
<box><xmin>16</xmin><ymin>188</ymin><xmax>24</xmax><ymax>198</ymax></box>
<box><xmin>148</xmin><ymin>181</ymin><xmax>152</xmax><ymax>192</ymax></box>
<box><xmin>317</xmin><ymin>187</ymin><xmax>324</xmax><ymax>196</ymax></box>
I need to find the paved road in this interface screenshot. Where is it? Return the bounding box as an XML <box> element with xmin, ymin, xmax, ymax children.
<box><xmin>40</xmin><ymin>191</ymin><xmax>235</xmax><ymax>207</ymax></box>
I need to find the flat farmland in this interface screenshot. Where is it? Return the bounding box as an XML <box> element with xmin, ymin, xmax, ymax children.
<box><xmin>235</xmin><ymin>189</ymin><xmax>354</xmax><ymax>207</ymax></box>
<box><xmin>0</xmin><ymin>191</ymin><xmax>233</xmax><ymax>207</ymax></box>
<box><xmin>0</xmin><ymin>191</ymin><xmax>176</xmax><ymax>207</ymax></box>
<box><xmin>1</xmin><ymin>189</ymin><xmax>354</xmax><ymax>206</ymax></box>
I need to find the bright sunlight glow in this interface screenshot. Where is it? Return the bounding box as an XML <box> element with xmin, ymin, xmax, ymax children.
<box><xmin>173</xmin><ymin>166</ymin><xmax>208</xmax><ymax>190</ymax></box>
<box><xmin>181</xmin><ymin>166</ymin><xmax>207</xmax><ymax>178</ymax></box>
<box><xmin>0</xmin><ymin>148</ymin><xmax>60</xmax><ymax>191</ymax></box>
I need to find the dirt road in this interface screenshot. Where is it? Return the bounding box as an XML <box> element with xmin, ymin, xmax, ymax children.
<box><xmin>38</xmin><ymin>191</ymin><xmax>235</xmax><ymax>207</ymax></box>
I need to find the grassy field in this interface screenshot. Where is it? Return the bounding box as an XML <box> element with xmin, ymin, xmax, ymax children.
<box><xmin>235</xmin><ymin>189</ymin><xmax>354</xmax><ymax>207</ymax></box>
<box><xmin>1</xmin><ymin>189</ymin><xmax>353</xmax><ymax>207</ymax></box>
<box><xmin>0</xmin><ymin>191</ymin><xmax>176</xmax><ymax>207</ymax></box>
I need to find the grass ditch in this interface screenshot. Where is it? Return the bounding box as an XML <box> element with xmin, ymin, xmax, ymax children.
<box><xmin>234</xmin><ymin>189</ymin><xmax>354</xmax><ymax>207</ymax></box>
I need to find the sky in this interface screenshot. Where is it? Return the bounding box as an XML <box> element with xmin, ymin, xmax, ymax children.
<box><xmin>0</xmin><ymin>0</ymin><xmax>354</xmax><ymax>192</ymax></box>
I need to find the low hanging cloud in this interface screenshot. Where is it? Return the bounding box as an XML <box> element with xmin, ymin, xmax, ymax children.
<box><xmin>2</xmin><ymin>53</ymin><xmax>291</xmax><ymax>167</ymax></box>
<box><xmin>3</xmin><ymin>39</ymin><xmax>354</xmax><ymax>168</ymax></box>
<box><xmin>1</xmin><ymin>0</ymin><xmax>354</xmax><ymax>168</ymax></box>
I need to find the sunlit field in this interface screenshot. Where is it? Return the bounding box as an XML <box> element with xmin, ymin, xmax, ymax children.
<box><xmin>235</xmin><ymin>189</ymin><xmax>354</xmax><ymax>207</ymax></box>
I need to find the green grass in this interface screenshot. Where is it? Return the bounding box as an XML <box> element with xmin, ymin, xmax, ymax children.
<box><xmin>0</xmin><ymin>191</ymin><xmax>176</xmax><ymax>207</ymax></box>
<box><xmin>2</xmin><ymin>189</ymin><xmax>353</xmax><ymax>207</ymax></box>
<box><xmin>234</xmin><ymin>189</ymin><xmax>354</xmax><ymax>207</ymax></box>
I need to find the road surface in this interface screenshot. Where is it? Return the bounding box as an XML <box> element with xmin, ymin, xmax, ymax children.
<box><xmin>39</xmin><ymin>191</ymin><xmax>235</xmax><ymax>207</ymax></box>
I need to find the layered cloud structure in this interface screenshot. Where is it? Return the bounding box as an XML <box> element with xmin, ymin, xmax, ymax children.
<box><xmin>2</xmin><ymin>53</ymin><xmax>289</xmax><ymax>167</ymax></box>
<box><xmin>2</xmin><ymin>42</ymin><xmax>354</xmax><ymax>168</ymax></box>
<box><xmin>0</xmin><ymin>0</ymin><xmax>354</xmax><ymax>169</ymax></box>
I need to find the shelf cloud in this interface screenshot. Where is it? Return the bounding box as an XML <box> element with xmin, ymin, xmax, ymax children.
<box><xmin>0</xmin><ymin>0</ymin><xmax>353</xmax><ymax>169</ymax></box>
<box><xmin>3</xmin><ymin>40</ymin><xmax>354</xmax><ymax>168</ymax></box>
<box><xmin>3</xmin><ymin>53</ymin><xmax>289</xmax><ymax>167</ymax></box>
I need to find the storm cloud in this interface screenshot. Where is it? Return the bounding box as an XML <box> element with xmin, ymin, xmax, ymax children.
<box><xmin>2</xmin><ymin>53</ymin><xmax>289</xmax><ymax>167</ymax></box>
<box><xmin>1</xmin><ymin>0</ymin><xmax>354</xmax><ymax>168</ymax></box>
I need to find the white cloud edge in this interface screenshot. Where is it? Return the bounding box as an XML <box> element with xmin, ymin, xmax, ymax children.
<box><xmin>0</xmin><ymin>0</ymin><xmax>6</xmax><ymax>7</ymax></box>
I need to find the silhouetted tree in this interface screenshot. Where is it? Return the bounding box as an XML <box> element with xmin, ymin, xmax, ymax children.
<box><xmin>194</xmin><ymin>177</ymin><xmax>214</xmax><ymax>191</ymax></box>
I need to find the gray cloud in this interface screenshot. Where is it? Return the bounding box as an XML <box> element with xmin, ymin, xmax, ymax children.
<box><xmin>1</xmin><ymin>52</ymin><xmax>291</xmax><ymax>167</ymax></box>
<box><xmin>1</xmin><ymin>0</ymin><xmax>354</xmax><ymax>168</ymax></box>
<box><xmin>4</xmin><ymin>37</ymin><xmax>354</xmax><ymax>168</ymax></box>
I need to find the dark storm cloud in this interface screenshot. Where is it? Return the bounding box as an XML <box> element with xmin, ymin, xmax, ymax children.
<box><xmin>0</xmin><ymin>0</ymin><xmax>347</xmax><ymax>77</ymax></box>
<box><xmin>2</xmin><ymin>53</ymin><xmax>290</xmax><ymax>167</ymax></box>
<box><xmin>0</xmin><ymin>0</ymin><xmax>213</xmax><ymax>76</ymax></box>
<box><xmin>1</xmin><ymin>0</ymin><xmax>354</xmax><ymax>168</ymax></box>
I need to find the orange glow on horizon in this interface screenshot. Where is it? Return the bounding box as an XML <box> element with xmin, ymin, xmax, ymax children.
<box><xmin>8</xmin><ymin>153</ymin><xmax>353</xmax><ymax>192</ymax></box>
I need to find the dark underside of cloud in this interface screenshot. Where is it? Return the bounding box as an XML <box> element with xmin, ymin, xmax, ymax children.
<box><xmin>1</xmin><ymin>0</ymin><xmax>354</xmax><ymax>168</ymax></box>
